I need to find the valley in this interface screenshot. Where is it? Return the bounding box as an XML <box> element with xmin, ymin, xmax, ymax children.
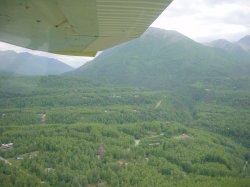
<box><xmin>0</xmin><ymin>28</ymin><xmax>250</xmax><ymax>186</ymax></box>
<box><xmin>0</xmin><ymin>75</ymin><xmax>249</xmax><ymax>186</ymax></box>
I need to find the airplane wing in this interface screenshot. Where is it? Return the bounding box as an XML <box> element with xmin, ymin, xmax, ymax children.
<box><xmin>0</xmin><ymin>0</ymin><xmax>173</xmax><ymax>56</ymax></box>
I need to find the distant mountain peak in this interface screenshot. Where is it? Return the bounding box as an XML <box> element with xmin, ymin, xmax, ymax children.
<box><xmin>211</xmin><ymin>39</ymin><xmax>232</xmax><ymax>44</ymax></box>
<box><xmin>238</xmin><ymin>35</ymin><xmax>250</xmax><ymax>43</ymax></box>
<box><xmin>207</xmin><ymin>39</ymin><xmax>233</xmax><ymax>48</ymax></box>
<box><xmin>237</xmin><ymin>35</ymin><xmax>250</xmax><ymax>52</ymax></box>
<box><xmin>146</xmin><ymin>27</ymin><xmax>180</xmax><ymax>35</ymax></box>
<box><xmin>207</xmin><ymin>36</ymin><xmax>250</xmax><ymax>55</ymax></box>
<box><xmin>145</xmin><ymin>27</ymin><xmax>189</xmax><ymax>41</ymax></box>
<box><xmin>0</xmin><ymin>50</ymin><xmax>74</xmax><ymax>75</ymax></box>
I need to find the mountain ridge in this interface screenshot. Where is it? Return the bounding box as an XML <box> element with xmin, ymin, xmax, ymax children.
<box><xmin>68</xmin><ymin>28</ymin><xmax>250</xmax><ymax>90</ymax></box>
<box><xmin>237</xmin><ymin>35</ymin><xmax>250</xmax><ymax>52</ymax></box>
<box><xmin>207</xmin><ymin>35</ymin><xmax>250</xmax><ymax>55</ymax></box>
<box><xmin>0</xmin><ymin>50</ymin><xmax>74</xmax><ymax>75</ymax></box>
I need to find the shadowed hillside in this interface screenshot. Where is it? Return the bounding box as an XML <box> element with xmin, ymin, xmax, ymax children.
<box><xmin>0</xmin><ymin>50</ymin><xmax>74</xmax><ymax>75</ymax></box>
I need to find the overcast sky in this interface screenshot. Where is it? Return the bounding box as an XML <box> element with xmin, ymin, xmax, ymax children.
<box><xmin>152</xmin><ymin>0</ymin><xmax>250</xmax><ymax>42</ymax></box>
<box><xmin>0</xmin><ymin>0</ymin><xmax>249</xmax><ymax>68</ymax></box>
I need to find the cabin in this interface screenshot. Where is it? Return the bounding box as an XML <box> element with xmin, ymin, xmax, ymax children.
<box><xmin>112</xmin><ymin>95</ymin><xmax>121</xmax><ymax>98</ymax></box>
<box><xmin>44</xmin><ymin>168</ymin><xmax>55</xmax><ymax>172</ymax></box>
<box><xmin>204</xmin><ymin>88</ymin><xmax>211</xmax><ymax>92</ymax></box>
<box><xmin>165</xmin><ymin>121</ymin><xmax>173</xmax><ymax>125</ymax></box>
<box><xmin>96</xmin><ymin>147</ymin><xmax>105</xmax><ymax>156</ymax></box>
<box><xmin>149</xmin><ymin>142</ymin><xmax>160</xmax><ymax>146</ymax></box>
<box><xmin>38</xmin><ymin>112</ymin><xmax>46</xmax><ymax>123</ymax></box>
<box><xmin>118</xmin><ymin>159</ymin><xmax>129</xmax><ymax>165</ymax></box>
<box><xmin>1</xmin><ymin>143</ymin><xmax>13</xmax><ymax>150</ymax></box>
<box><xmin>174</xmin><ymin>134</ymin><xmax>193</xmax><ymax>139</ymax></box>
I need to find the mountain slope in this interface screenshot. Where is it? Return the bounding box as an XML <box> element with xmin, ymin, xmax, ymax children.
<box><xmin>206</xmin><ymin>39</ymin><xmax>249</xmax><ymax>57</ymax></box>
<box><xmin>207</xmin><ymin>36</ymin><xmax>250</xmax><ymax>58</ymax></box>
<box><xmin>69</xmin><ymin>28</ymin><xmax>250</xmax><ymax>90</ymax></box>
<box><xmin>0</xmin><ymin>50</ymin><xmax>74</xmax><ymax>75</ymax></box>
<box><xmin>236</xmin><ymin>35</ymin><xmax>250</xmax><ymax>52</ymax></box>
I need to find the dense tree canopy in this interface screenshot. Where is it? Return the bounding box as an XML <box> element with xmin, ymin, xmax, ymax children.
<box><xmin>0</xmin><ymin>75</ymin><xmax>249</xmax><ymax>186</ymax></box>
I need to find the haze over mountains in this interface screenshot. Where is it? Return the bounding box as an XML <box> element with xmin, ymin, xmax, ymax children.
<box><xmin>0</xmin><ymin>28</ymin><xmax>249</xmax><ymax>79</ymax></box>
<box><xmin>69</xmin><ymin>28</ymin><xmax>250</xmax><ymax>90</ymax></box>
<box><xmin>207</xmin><ymin>35</ymin><xmax>250</xmax><ymax>57</ymax></box>
<box><xmin>0</xmin><ymin>50</ymin><xmax>74</xmax><ymax>75</ymax></box>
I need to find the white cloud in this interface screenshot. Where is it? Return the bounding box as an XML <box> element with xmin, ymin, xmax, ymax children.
<box><xmin>151</xmin><ymin>0</ymin><xmax>250</xmax><ymax>42</ymax></box>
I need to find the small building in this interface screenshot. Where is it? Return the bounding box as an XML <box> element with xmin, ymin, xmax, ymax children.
<box><xmin>98</xmin><ymin>182</ymin><xmax>106</xmax><ymax>187</ymax></box>
<box><xmin>165</xmin><ymin>121</ymin><xmax>172</xmax><ymax>125</ymax></box>
<box><xmin>1</xmin><ymin>143</ymin><xmax>13</xmax><ymax>150</ymax></box>
<box><xmin>112</xmin><ymin>95</ymin><xmax>121</xmax><ymax>98</ymax></box>
<box><xmin>38</xmin><ymin>112</ymin><xmax>46</xmax><ymax>123</ymax></box>
<box><xmin>16</xmin><ymin>156</ymin><xmax>24</xmax><ymax>160</ymax></box>
<box><xmin>174</xmin><ymin>134</ymin><xmax>193</xmax><ymax>139</ymax></box>
<box><xmin>204</xmin><ymin>88</ymin><xmax>211</xmax><ymax>92</ymax></box>
<box><xmin>44</xmin><ymin>168</ymin><xmax>55</xmax><ymax>173</ymax></box>
<box><xmin>96</xmin><ymin>147</ymin><xmax>105</xmax><ymax>156</ymax></box>
<box><xmin>149</xmin><ymin>142</ymin><xmax>160</xmax><ymax>146</ymax></box>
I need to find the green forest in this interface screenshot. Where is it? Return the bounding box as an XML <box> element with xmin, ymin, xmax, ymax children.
<box><xmin>0</xmin><ymin>75</ymin><xmax>249</xmax><ymax>186</ymax></box>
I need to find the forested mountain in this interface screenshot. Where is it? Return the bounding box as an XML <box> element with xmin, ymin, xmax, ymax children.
<box><xmin>69</xmin><ymin>28</ymin><xmax>250</xmax><ymax>90</ymax></box>
<box><xmin>0</xmin><ymin>50</ymin><xmax>74</xmax><ymax>75</ymax></box>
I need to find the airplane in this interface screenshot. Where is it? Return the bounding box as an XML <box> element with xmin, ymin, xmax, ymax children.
<box><xmin>0</xmin><ymin>0</ymin><xmax>173</xmax><ymax>57</ymax></box>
